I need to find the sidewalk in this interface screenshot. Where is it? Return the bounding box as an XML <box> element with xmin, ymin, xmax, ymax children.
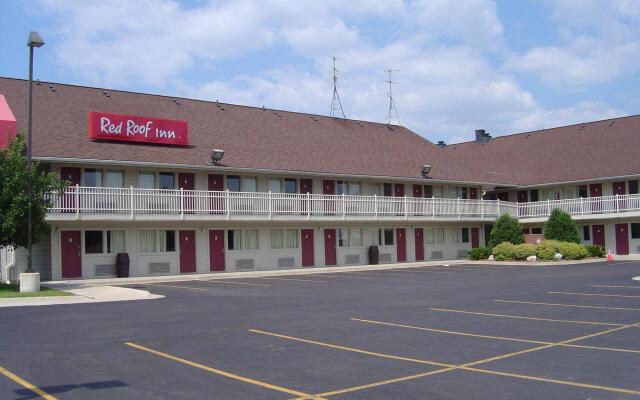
<box><xmin>0</xmin><ymin>286</ymin><xmax>163</xmax><ymax>308</ymax></box>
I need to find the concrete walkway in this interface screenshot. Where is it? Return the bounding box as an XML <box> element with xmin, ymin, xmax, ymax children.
<box><xmin>0</xmin><ymin>286</ymin><xmax>163</xmax><ymax>308</ymax></box>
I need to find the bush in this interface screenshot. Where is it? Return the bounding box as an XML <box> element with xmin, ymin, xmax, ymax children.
<box><xmin>512</xmin><ymin>244</ymin><xmax>538</xmax><ymax>260</ymax></box>
<box><xmin>468</xmin><ymin>247</ymin><xmax>491</xmax><ymax>260</ymax></box>
<box><xmin>544</xmin><ymin>209</ymin><xmax>580</xmax><ymax>243</ymax></box>
<box><xmin>489</xmin><ymin>214</ymin><xmax>524</xmax><ymax>248</ymax></box>
<box><xmin>536</xmin><ymin>240</ymin><xmax>561</xmax><ymax>260</ymax></box>
<box><xmin>493</xmin><ymin>242</ymin><xmax>516</xmax><ymax>261</ymax></box>
<box><xmin>558</xmin><ymin>242</ymin><xmax>588</xmax><ymax>260</ymax></box>
<box><xmin>586</xmin><ymin>244</ymin><xmax>606</xmax><ymax>258</ymax></box>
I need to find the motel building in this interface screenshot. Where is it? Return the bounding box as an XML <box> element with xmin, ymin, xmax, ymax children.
<box><xmin>1</xmin><ymin>76</ymin><xmax>640</xmax><ymax>281</ymax></box>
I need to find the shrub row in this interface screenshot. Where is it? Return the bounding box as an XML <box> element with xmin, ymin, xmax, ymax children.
<box><xmin>469</xmin><ymin>240</ymin><xmax>604</xmax><ymax>261</ymax></box>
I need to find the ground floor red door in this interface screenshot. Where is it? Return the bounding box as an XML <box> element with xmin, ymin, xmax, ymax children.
<box><xmin>61</xmin><ymin>231</ymin><xmax>82</xmax><ymax>278</ymax></box>
<box><xmin>209</xmin><ymin>230</ymin><xmax>225</xmax><ymax>271</ymax></box>
<box><xmin>396</xmin><ymin>228</ymin><xmax>406</xmax><ymax>262</ymax></box>
<box><xmin>471</xmin><ymin>227</ymin><xmax>480</xmax><ymax>248</ymax></box>
<box><xmin>414</xmin><ymin>228</ymin><xmax>424</xmax><ymax>261</ymax></box>
<box><xmin>301</xmin><ymin>229</ymin><xmax>314</xmax><ymax>267</ymax></box>
<box><xmin>615</xmin><ymin>224</ymin><xmax>629</xmax><ymax>255</ymax></box>
<box><xmin>324</xmin><ymin>229</ymin><xmax>336</xmax><ymax>266</ymax></box>
<box><xmin>179</xmin><ymin>230</ymin><xmax>196</xmax><ymax>273</ymax></box>
<box><xmin>592</xmin><ymin>225</ymin><xmax>605</xmax><ymax>248</ymax></box>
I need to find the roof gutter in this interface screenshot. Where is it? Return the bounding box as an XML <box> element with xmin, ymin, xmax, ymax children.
<box><xmin>33</xmin><ymin>156</ymin><xmax>517</xmax><ymax>188</ymax></box>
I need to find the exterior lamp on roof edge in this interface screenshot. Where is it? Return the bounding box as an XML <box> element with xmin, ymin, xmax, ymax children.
<box><xmin>421</xmin><ymin>164</ymin><xmax>432</xmax><ymax>177</ymax></box>
<box><xmin>211</xmin><ymin>148</ymin><xmax>225</xmax><ymax>165</ymax></box>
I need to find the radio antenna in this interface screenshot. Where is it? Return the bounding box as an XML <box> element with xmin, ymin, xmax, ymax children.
<box><xmin>330</xmin><ymin>57</ymin><xmax>346</xmax><ymax>119</ymax></box>
<box><xmin>385</xmin><ymin>69</ymin><xmax>401</xmax><ymax>126</ymax></box>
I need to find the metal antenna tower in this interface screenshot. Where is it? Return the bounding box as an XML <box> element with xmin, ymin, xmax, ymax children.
<box><xmin>330</xmin><ymin>57</ymin><xmax>346</xmax><ymax>119</ymax></box>
<box><xmin>385</xmin><ymin>69</ymin><xmax>401</xmax><ymax>125</ymax></box>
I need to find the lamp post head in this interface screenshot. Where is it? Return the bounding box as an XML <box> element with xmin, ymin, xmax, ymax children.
<box><xmin>27</xmin><ymin>31</ymin><xmax>45</xmax><ymax>48</ymax></box>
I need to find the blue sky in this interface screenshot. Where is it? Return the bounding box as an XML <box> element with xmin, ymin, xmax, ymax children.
<box><xmin>2</xmin><ymin>0</ymin><xmax>639</xmax><ymax>143</ymax></box>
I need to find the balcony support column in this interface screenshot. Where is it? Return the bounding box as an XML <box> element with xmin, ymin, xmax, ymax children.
<box><xmin>226</xmin><ymin>189</ymin><xmax>231</xmax><ymax>220</ymax></box>
<box><xmin>404</xmin><ymin>195</ymin><xmax>408</xmax><ymax>220</ymax></box>
<box><xmin>180</xmin><ymin>188</ymin><xmax>185</xmax><ymax>220</ymax></box>
<box><xmin>130</xmin><ymin>186</ymin><xmax>134</xmax><ymax>220</ymax></box>
<box><xmin>75</xmin><ymin>184</ymin><xmax>80</xmax><ymax>220</ymax></box>
<box><xmin>374</xmin><ymin>194</ymin><xmax>378</xmax><ymax>220</ymax></box>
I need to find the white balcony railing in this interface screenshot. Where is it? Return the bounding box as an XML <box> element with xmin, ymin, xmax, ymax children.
<box><xmin>517</xmin><ymin>193</ymin><xmax>640</xmax><ymax>219</ymax></box>
<box><xmin>45</xmin><ymin>185</ymin><xmax>518</xmax><ymax>221</ymax></box>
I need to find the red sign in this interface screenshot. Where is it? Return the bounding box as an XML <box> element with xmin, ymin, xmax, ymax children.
<box><xmin>89</xmin><ymin>112</ymin><xmax>188</xmax><ymax>146</ymax></box>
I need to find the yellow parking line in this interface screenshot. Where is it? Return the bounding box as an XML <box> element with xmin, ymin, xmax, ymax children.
<box><xmin>592</xmin><ymin>285</ymin><xmax>640</xmax><ymax>289</ymax></box>
<box><xmin>258</xmin><ymin>277</ymin><xmax>326</xmax><ymax>283</ymax></box>
<box><xmin>429</xmin><ymin>307</ymin><xmax>625</xmax><ymax>326</ymax></box>
<box><xmin>351</xmin><ymin>317</ymin><xmax>640</xmax><ymax>355</ymax></box>
<box><xmin>494</xmin><ymin>299</ymin><xmax>640</xmax><ymax>311</ymax></box>
<box><xmin>0</xmin><ymin>365</ymin><xmax>58</xmax><ymax>400</ymax></box>
<box><xmin>199</xmin><ymin>280</ymin><xmax>271</xmax><ymax>287</ymax></box>
<box><xmin>146</xmin><ymin>283</ymin><xmax>208</xmax><ymax>291</ymax></box>
<box><xmin>549</xmin><ymin>291</ymin><xmax>640</xmax><ymax>299</ymax></box>
<box><xmin>253</xmin><ymin>323</ymin><xmax>640</xmax><ymax>398</ymax></box>
<box><xmin>125</xmin><ymin>342</ymin><xmax>323</xmax><ymax>399</ymax></box>
<box><xmin>248</xmin><ymin>329</ymin><xmax>452</xmax><ymax>368</ymax></box>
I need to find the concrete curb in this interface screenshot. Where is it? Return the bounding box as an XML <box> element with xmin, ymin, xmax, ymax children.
<box><xmin>0</xmin><ymin>286</ymin><xmax>164</xmax><ymax>308</ymax></box>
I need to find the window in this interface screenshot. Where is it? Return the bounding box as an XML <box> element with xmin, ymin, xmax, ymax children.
<box><xmin>378</xmin><ymin>228</ymin><xmax>395</xmax><ymax>246</ymax></box>
<box><xmin>104</xmin><ymin>170</ymin><xmax>124</xmax><ymax>188</ymax></box>
<box><xmin>426</xmin><ymin>228</ymin><xmax>445</xmax><ymax>244</ymax></box>
<box><xmin>583</xmin><ymin>226</ymin><xmax>591</xmax><ymax>241</ymax></box>
<box><xmin>268</xmin><ymin>178</ymin><xmax>282</xmax><ymax>193</ymax></box>
<box><xmin>563</xmin><ymin>186</ymin><xmax>577</xmax><ymax>199</ymax></box>
<box><xmin>629</xmin><ymin>181</ymin><xmax>639</xmax><ymax>195</ymax></box>
<box><xmin>461</xmin><ymin>228</ymin><xmax>470</xmax><ymax>243</ymax></box>
<box><xmin>158</xmin><ymin>172</ymin><xmax>174</xmax><ymax>190</ymax></box>
<box><xmin>578</xmin><ymin>185</ymin><xmax>588</xmax><ymax>198</ymax></box>
<box><xmin>241</xmin><ymin>177</ymin><xmax>257</xmax><ymax>192</ymax></box>
<box><xmin>270</xmin><ymin>229</ymin><xmax>299</xmax><ymax>249</ymax></box>
<box><xmin>529</xmin><ymin>189</ymin><xmax>539</xmax><ymax>202</ymax></box>
<box><xmin>139</xmin><ymin>230</ymin><xmax>175</xmax><ymax>253</ymax></box>
<box><xmin>383</xmin><ymin>183</ymin><xmax>393</xmax><ymax>197</ymax></box>
<box><xmin>138</xmin><ymin>172</ymin><xmax>155</xmax><ymax>189</ymax></box>
<box><xmin>84</xmin><ymin>169</ymin><xmax>102</xmax><ymax>187</ymax></box>
<box><xmin>339</xmin><ymin>228</ymin><xmax>363</xmax><ymax>247</ymax></box>
<box><xmin>531</xmin><ymin>227</ymin><xmax>542</xmax><ymax>234</ymax></box>
<box><xmin>632</xmin><ymin>223</ymin><xmax>640</xmax><ymax>239</ymax></box>
<box><xmin>228</xmin><ymin>230</ymin><xmax>259</xmax><ymax>250</ymax></box>
<box><xmin>337</xmin><ymin>181</ymin><xmax>361</xmax><ymax>195</ymax></box>
<box><xmin>461</xmin><ymin>188</ymin><xmax>468</xmax><ymax>199</ymax></box>
<box><xmin>424</xmin><ymin>185</ymin><xmax>433</xmax><ymax>198</ymax></box>
<box><xmin>284</xmin><ymin>178</ymin><xmax>297</xmax><ymax>194</ymax></box>
<box><xmin>107</xmin><ymin>230</ymin><xmax>126</xmax><ymax>253</ymax></box>
<box><xmin>227</xmin><ymin>175</ymin><xmax>241</xmax><ymax>192</ymax></box>
<box><xmin>432</xmin><ymin>186</ymin><xmax>444</xmax><ymax>198</ymax></box>
<box><xmin>85</xmin><ymin>231</ymin><xmax>103</xmax><ymax>254</ymax></box>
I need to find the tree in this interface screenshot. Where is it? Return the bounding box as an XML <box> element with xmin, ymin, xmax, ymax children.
<box><xmin>0</xmin><ymin>135</ymin><xmax>65</xmax><ymax>249</ymax></box>
<box><xmin>489</xmin><ymin>213</ymin><xmax>524</xmax><ymax>248</ymax></box>
<box><xmin>544</xmin><ymin>208</ymin><xmax>580</xmax><ymax>244</ymax></box>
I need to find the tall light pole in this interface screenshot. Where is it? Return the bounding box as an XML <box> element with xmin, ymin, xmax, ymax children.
<box><xmin>26</xmin><ymin>31</ymin><xmax>45</xmax><ymax>274</ymax></box>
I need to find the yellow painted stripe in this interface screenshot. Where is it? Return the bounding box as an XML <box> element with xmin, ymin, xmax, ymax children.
<box><xmin>429</xmin><ymin>307</ymin><xmax>625</xmax><ymax>326</ymax></box>
<box><xmin>549</xmin><ymin>291</ymin><xmax>640</xmax><ymax>299</ymax></box>
<box><xmin>125</xmin><ymin>342</ymin><xmax>322</xmax><ymax>399</ymax></box>
<box><xmin>248</xmin><ymin>329</ymin><xmax>453</xmax><ymax>368</ymax></box>
<box><xmin>198</xmin><ymin>280</ymin><xmax>271</xmax><ymax>287</ymax></box>
<box><xmin>494</xmin><ymin>299</ymin><xmax>640</xmax><ymax>311</ymax></box>
<box><xmin>258</xmin><ymin>277</ymin><xmax>326</xmax><ymax>283</ymax></box>
<box><xmin>0</xmin><ymin>365</ymin><xmax>58</xmax><ymax>400</ymax></box>
<box><xmin>592</xmin><ymin>285</ymin><xmax>640</xmax><ymax>289</ymax></box>
<box><xmin>350</xmin><ymin>318</ymin><xmax>549</xmax><ymax>345</ymax></box>
<box><xmin>146</xmin><ymin>283</ymin><xmax>208</xmax><ymax>291</ymax></box>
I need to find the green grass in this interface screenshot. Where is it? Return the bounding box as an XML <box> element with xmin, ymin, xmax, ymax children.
<box><xmin>0</xmin><ymin>283</ymin><xmax>72</xmax><ymax>298</ymax></box>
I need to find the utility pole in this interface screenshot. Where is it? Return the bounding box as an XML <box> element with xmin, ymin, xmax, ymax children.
<box><xmin>330</xmin><ymin>57</ymin><xmax>346</xmax><ymax>119</ymax></box>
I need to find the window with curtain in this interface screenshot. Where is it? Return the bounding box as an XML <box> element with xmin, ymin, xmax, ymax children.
<box><xmin>243</xmin><ymin>230</ymin><xmax>258</xmax><ymax>250</ymax></box>
<box><xmin>227</xmin><ymin>176</ymin><xmax>241</xmax><ymax>192</ymax></box>
<box><xmin>284</xmin><ymin>178</ymin><xmax>297</xmax><ymax>194</ymax></box>
<box><xmin>241</xmin><ymin>177</ymin><xmax>257</xmax><ymax>192</ymax></box>
<box><xmin>268</xmin><ymin>178</ymin><xmax>281</xmax><ymax>193</ymax></box>
<box><xmin>426</xmin><ymin>228</ymin><xmax>445</xmax><ymax>244</ymax></box>
<box><xmin>138</xmin><ymin>172</ymin><xmax>155</xmax><ymax>189</ymax></box>
<box><xmin>450</xmin><ymin>229</ymin><xmax>462</xmax><ymax>243</ymax></box>
<box><xmin>349</xmin><ymin>228</ymin><xmax>363</xmax><ymax>246</ymax></box>
<box><xmin>104</xmin><ymin>170</ymin><xmax>124</xmax><ymax>188</ymax></box>
<box><xmin>158</xmin><ymin>172</ymin><xmax>174</xmax><ymax>190</ymax></box>
<box><xmin>84</xmin><ymin>169</ymin><xmax>102</xmax><ymax>187</ymax></box>
<box><xmin>337</xmin><ymin>181</ymin><xmax>348</xmax><ymax>195</ymax></box>
<box><xmin>139</xmin><ymin>230</ymin><xmax>156</xmax><ymax>253</ymax></box>
<box><xmin>433</xmin><ymin>186</ymin><xmax>444</xmax><ymax>198</ymax></box>
<box><xmin>107</xmin><ymin>230</ymin><xmax>126</xmax><ymax>253</ymax></box>
<box><xmin>285</xmin><ymin>229</ymin><xmax>298</xmax><ymax>248</ymax></box>
<box><xmin>270</xmin><ymin>230</ymin><xmax>284</xmax><ymax>249</ymax></box>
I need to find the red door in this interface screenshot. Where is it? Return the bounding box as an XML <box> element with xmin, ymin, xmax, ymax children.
<box><xmin>592</xmin><ymin>224</ymin><xmax>605</xmax><ymax>247</ymax></box>
<box><xmin>615</xmin><ymin>224</ymin><xmax>629</xmax><ymax>255</ymax></box>
<box><xmin>517</xmin><ymin>190</ymin><xmax>528</xmax><ymax>203</ymax></box>
<box><xmin>301</xmin><ymin>229</ymin><xmax>314</xmax><ymax>267</ymax></box>
<box><xmin>208</xmin><ymin>230</ymin><xmax>225</xmax><ymax>271</ymax></box>
<box><xmin>179</xmin><ymin>173</ymin><xmax>195</xmax><ymax>213</ymax></box>
<box><xmin>179</xmin><ymin>230</ymin><xmax>196</xmax><ymax>273</ymax></box>
<box><xmin>414</xmin><ymin>228</ymin><xmax>424</xmax><ymax>261</ymax></box>
<box><xmin>469</xmin><ymin>187</ymin><xmax>478</xmax><ymax>200</ymax></box>
<box><xmin>396</xmin><ymin>228</ymin><xmax>406</xmax><ymax>262</ymax></box>
<box><xmin>394</xmin><ymin>184</ymin><xmax>404</xmax><ymax>197</ymax></box>
<box><xmin>208</xmin><ymin>174</ymin><xmax>224</xmax><ymax>213</ymax></box>
<box><xmin>61</xmin><ymin>231</ymin><xmax>81</xmax><ymax>278</ymax></box>
<box><xmin>613</xmin><ymin>181</ymin><xmax>626</xmax><ymax>211</ymax></box>
<box><xmin>300</xmin><ymin>179</ymin><xmax>313</xmax><ymax>194</ymax></box>
<box><xmin>324</xmin><ymin>229</ymin><xmax>336</xmax><ymax>266</ymax></box>
<box><xmin>323</xmin><ymin>180</ymin><xmax>335</xmax><ymax>215</ymax></box>
<box><xmin>60</xmin><ymin>167</ymin><xmax>81</xmax><ymax>212</ymax></box>
<box><xmin>471</xmin><ymin>227</ymin><xmax>480</xmax><ymax>248</ymax></box>
<box><xmin>590</xmin><ymin>183</ymin><xmax>603</xmax><ymax>213</ymax></box>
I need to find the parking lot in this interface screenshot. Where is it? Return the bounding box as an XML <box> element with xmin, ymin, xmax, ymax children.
<box><xmin>1</xmin><ymin>261</ymin><xmax>639</xmax><ymax>399</ymax></box>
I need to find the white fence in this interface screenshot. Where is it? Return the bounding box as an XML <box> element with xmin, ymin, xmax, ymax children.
<box><xmin>517</xmin><ymin>193</ymin><xmax>640</xmax><ymax>219</ymax></box>
<box><xmin>45</xmin><ymin>185</ymin><xmax>517</xmax><ymax>221</ymax></box>
<box><xmin>0</xmin><ymin>246</ymin><xmax>16</xmax><ymax>284</ymax></box>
